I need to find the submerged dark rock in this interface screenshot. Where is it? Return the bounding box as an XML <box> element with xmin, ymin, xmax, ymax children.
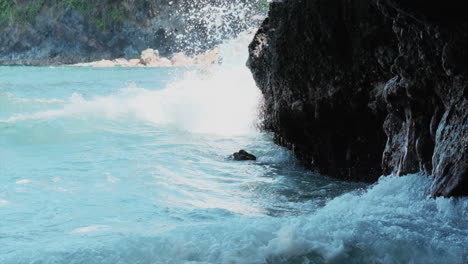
<box><xmin>233</xmin><ymin>150</ymin><xmax>257</xmax><ymax>161</ymax></box>
<box><xmin>248</xmin><ymin>0</ymin><xmax>467</xmax><ymax>197</ymax></box>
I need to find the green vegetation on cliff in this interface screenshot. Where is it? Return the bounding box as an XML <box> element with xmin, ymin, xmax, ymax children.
<box><xmin>1</xmin><ymin>0</ymin><xmax>47</xmax><ymax>25</ymax></box>
<box><xmin>59</xmin><ymin>0</ymin><xmax>129</xmax><ymax>30</ymax></box>
<box><xmin>1</xmin><ymin>0</ymin><xmax>268</xmax><ymax>29</ymax></box>
<box><xmin>0</xmin><ymin>0</ymin><xmax>268</xmax><ymax>65</ymax></box>
<box><xmin>0</xmin><ymin>0</ymin><xmax>146</xmax><ymax>29</ymax></box>
<box><xmin>257</xmin><ymin>0</ymin><xmax>269</xmax><ymax>11</ymax></box>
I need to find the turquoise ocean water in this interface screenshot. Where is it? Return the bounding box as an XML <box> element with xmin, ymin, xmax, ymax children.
<box><xmin>0</xmin><ymin>36</ymin><xmax>467</xmax><ymax>263</ymax></box>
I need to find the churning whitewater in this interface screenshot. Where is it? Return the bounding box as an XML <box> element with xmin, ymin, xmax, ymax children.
<box><xmin>1</xmin><ymin>4</ymin><xmax>467</xmax><ymax>264</ymax></box>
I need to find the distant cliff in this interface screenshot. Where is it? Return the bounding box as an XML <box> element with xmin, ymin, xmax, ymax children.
<box><xmin>0</xmin><ymin>0</ymin><xmax>264</xmax><ymax>65</ymax></box>
<box><xmin>248</xmin><ymin>0</ymin><xmax>467</xmax><ymax>197</ymax></box>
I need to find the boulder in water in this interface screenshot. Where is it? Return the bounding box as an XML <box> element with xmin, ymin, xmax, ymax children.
<box><xmin>140</xmin><ymin>48</ymin><xmax>160</xmax><ymax>65</ymax></box>
<box><xmin>233</xmin><ymin>150</ymin><xmax>257</xmax><ymax>161</ymax></box>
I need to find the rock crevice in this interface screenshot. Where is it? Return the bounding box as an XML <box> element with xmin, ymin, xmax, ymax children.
<box><xmin>248</xmin><ymin>0</ymin><xmax>467</xmax><ymax>197</ymax></box>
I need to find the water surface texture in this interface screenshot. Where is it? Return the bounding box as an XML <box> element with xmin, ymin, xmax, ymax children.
<box><xmin>1</xmin><ymin>36</ymin><xmax>467</xmax><ymax>264</ymax></box>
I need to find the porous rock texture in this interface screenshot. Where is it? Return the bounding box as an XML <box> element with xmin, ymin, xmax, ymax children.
<box><xmin>248</xmin><ymin>0</ymin><xmax>467</xmax><ymax>197</ymax></box>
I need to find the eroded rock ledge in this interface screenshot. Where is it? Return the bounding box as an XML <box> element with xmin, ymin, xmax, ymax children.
<box><xmin>248</xmin><ymin>0</ymin><xmax>467</xmax><ymax>197</ymax></box>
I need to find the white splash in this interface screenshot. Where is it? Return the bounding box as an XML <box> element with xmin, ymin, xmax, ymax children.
<box><xmin>121</xmin><ymin>174</ymin><xmax>466</xmax><ymax>264</ymax></box>
<box><xmin>1</xmin><ymin>32</ymin><xmax>261</xmax><ymax>136</ymax></box>
<box><xmin>149</xmin><ymin>32</ymin><xmax>262</xmax><ymax>135</ymax></box>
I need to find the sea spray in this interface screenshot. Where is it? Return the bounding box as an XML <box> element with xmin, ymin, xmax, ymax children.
<box><xmin>156</xmin><ymin>31</ymin><xmax>262</xmax><ymax>135</ymax></box>
<box><xmin>0</xmin><ymin>32</ymin><xmax>261</xmax><ymax>136</ymax></box>
<box><xmin>176</xmin><ymin>0</ymin><xmax>265</xmax><ymax>54</ymax></box>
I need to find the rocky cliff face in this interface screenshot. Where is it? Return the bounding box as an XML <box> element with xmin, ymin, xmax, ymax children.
<box><xmin>248</xmin><ymin>0</ymin><xmax>467</xmax><ymax>197</ymax></box>
<box><xmin>0</xmin><ymin>0</ymin><xmax>260</xmax><ymax>65</ymax></box>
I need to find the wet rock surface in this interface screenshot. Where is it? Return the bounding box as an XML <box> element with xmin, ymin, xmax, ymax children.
<box><xmin>233</xmin><ymin>150</ymin><xmax>257</xmax><ymax>161</ymax></box>
<box><xmin>248</xmin><ymin>0</ymin><xmax>467</xmax><ymax>197</ymax></box>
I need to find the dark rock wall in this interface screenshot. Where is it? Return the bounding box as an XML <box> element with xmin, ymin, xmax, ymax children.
<box><xmin>248</xmin><ymin>0</ymin><xmax>467</xmax><ymax>197</ymax></box>
<box><xmin>248</xmin><ymin>0</ymin><xmax>397</xmax><ymax>182</ymax></box>
<box><xmin>379</xmin><ymin>0</ymin><xmax>468</xmax><ymax>196</ymax></box>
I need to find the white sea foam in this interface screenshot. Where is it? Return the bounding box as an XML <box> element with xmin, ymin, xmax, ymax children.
<box><xmin>4</xmin><ymin>174</ymin><xmax>463</xmax><ymax>264</ymax></box>
<box><xmin>15</xmin><ymin>179</ymin><xmax>32</xmax><ymax>184</ymax></box>
<box><xmin>258</xmin><ymin>174</ymin><xmax>467</xmax><ymax>263</ymax></box>
<box><xmin>0</xmin><ymin>33</ymin><xmax>260</xmax><ymax>136</ymax></box>
<box><xmin>122</xmin><ymin>174</ymin><xmax>463</xmax><ymax>264</ymax></box>
<box><xmin>0</xmin><ymin>93</ymin><xmax>64</xmax><ymax>104</ymax></box>
<box><xmin>71</xmin><ymin>225</ymin><xmax>110</xmax><ymax>234</ymax></box>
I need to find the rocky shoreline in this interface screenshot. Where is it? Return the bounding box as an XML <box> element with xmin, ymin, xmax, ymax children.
<box><xmin>72</xmin><ymin>48</ymin><xmax>220</xmax><ymax>67</ymax></box>
<box><xmin>248</xmin><ymin>0</ymin><xmax>467</xmax><ymax>197</ymax></box>
<box><xmin>0</xmin><ymin>0</ymin><xmax>261</xmax><ymax>66</ymax></box>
